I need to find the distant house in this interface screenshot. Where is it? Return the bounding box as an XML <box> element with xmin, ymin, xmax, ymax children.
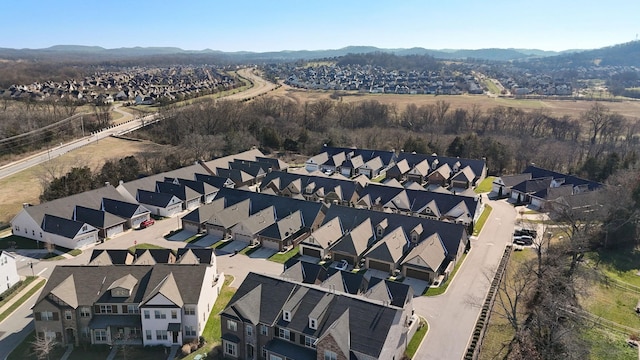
<box><xmin>0</xmin><ymin>250</ymin><xmax>20</xmax><ymax>295</ymax></box>
<box><xmin>505</xmin><ymin>165</ymin><xmax>603</xmax><ymax>210</ymax></box>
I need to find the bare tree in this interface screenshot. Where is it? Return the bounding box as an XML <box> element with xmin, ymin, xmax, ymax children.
<box><xmin>32</xmin><ymin>332</ymin><xmax>57</xmax><ymax>360</ymax></box>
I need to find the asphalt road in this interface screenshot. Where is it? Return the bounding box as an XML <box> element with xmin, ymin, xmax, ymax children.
<box><xmin>413</xmin><ymin>196</ymin><xmax>516</xmax><ymax>360</ymax></box>
<box><xmin>0</xmin><ymin>68</ymin><xmax>276</xmax><ymax>181</ymax></box>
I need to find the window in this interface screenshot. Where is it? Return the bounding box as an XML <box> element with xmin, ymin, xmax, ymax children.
<box><xmin>14</xmin><ymin>226</ymin><xmax>19</xmax><ymax>232</ymax></box>
<box><xmin>40</xmin><ymin>232</ymin><xmax>42</xmax><ymax>238</ymax></box>
<box><xmin>246</xmin><ymin>325</ymin><xmax>253</xmax><ymax>337</ymax></box>
<box><xmin>184</xmin><ymin>307</ymin><xmax>196</xmax><ymax>315</ymax></box>
<box><xmin>145</xmin><ymin>330</ymin><xmax>152</xmax><ymax>340</ymax></box>
<box><xmin>283</xmin><ymin>310</ymin><xmax>291</xmax><ymax>321</ymax></box>
<box><xmin>278</xmin><ymin>328</ymin><xmax>290</xmax><ymax>340</ymax></box>
<box><xmin>65</xmin><ymin>310</ymin><xmax>72</xmax><ymax>320</ymax></box>
<box><xmin>224</xmin><ymin>341</ymin><xmax>237</xmax><ymax>357</ymax></box>
<box><xmin>40</xmin><ymin>311</ymin><xmax>54</xmax><ymax>321</ymax></box>
<box><xmin>305</xmin><ymin>336</ymin><xmax>316</xmax><ymax>348</ymax></box>
<box><xmin>131</xmin><ymin>328</ymin><xmax>141</xmax><ymax>336</ymax></box>
<box><xmin>184</xmin><ymin>326</ymin><xmax>196</xmax><ymax>337</ymax></box>
<box><xmin>144</xmin><ymin>310</ymin><xmax>150</xmax><ymax>319</ymax></box>
<box><xmin>81</xmin><ymin>327</ymin><xmax>90</xmax><ymax>339</ymax></box>
<box><xmin>127</xmin><ymin>305</ymin><xmax>139</xmax><ymax>314</ymax></box>
<box><xmin>227</xmin><ymin>320</ymin><xmax>237</xmax><ymax>331</ymax></box>
<box><xmin>262</xmin><ymin>346</ymin><xmax>267</xmax><ymax>359</ymax></box>
<box><xmin>154</xmin><ymin>310</ymin><xmax>166</xmax><ymax>319</ymax></box>
<box><xmin>309</xmin><ymin>318</ymin><xmax>317</xmax><ymax>330</ymax></box>
<box><xmin>171</xmin><ymin>310</ymin><xmax>177</xmax><ymax>319</ymax></box>
<box><xmin>95</xmin><ymin>329</ymin><xmax>108</xmax><ymax>342</ymax></box>
<box><xmin>44</xmin><ymin>331</ymin><xmax>57</xmax><ymax>341</ymax></box>
<box><xmin>324</xmin><ymin>350</ymin><xmax>337</xmax><ymax>360</ymax></box>
<box><xmin>80</xmin><ymin>307</ymin><xmax>91</xmax><ymax>317</ymax></box>
<box><xmin>156</xmin><ymin>330</ymin><xmax>168</xmax><ymax>340</ymax></box>
<box><xmin>269</xmin><ymin>355</ymin><xmax>283</xmax><ymax>360</ymax></box>
<box><xmin>260</xmin><ymin>324</ymin><xmax>268</xmax><ymax>336</ymax></box>
<box><xmin>99</xmin><ymin>305</ymin><xmax>113</xmax><ymax>314</ymax></box>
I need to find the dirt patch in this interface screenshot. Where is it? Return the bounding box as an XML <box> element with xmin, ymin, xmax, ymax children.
<box><xmin>0</xmin><ymin>136</ymin><xmax>170</xmax><ymax>226</ymax></box>
<box><xmin>269</xmin><ymin>85</ymin><xmax>640</xmax><ymax>121</ymax></box>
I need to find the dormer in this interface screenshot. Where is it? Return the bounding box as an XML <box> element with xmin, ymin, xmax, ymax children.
<box><xmin>309</xmin><ymin>316</ymin><xmax>318</xmax><ymax>330</ymax></box>
<box><xmin>410</xmin><ymin>224</ymin><xmax>423</xmax><ymax>244</ymax></box>
<box><xmin>431</xmin><ymin>158</ymin><xmax>439</xmax><ymax>170</ymax></box>
<box><xmin>107</xmin><ymin>274</ymin><xmax>137</xmax><ymax>298</ymax></box>
<box><xmin>453</xmin><ymin>161</ymin><xmax>461</xmax><ymax>173</ymax></box>
<box><xmin>376</xmin><ymin>218</ymin><xmax>388</xmax><ymax>237</ymax></box>
<box><xmin>283</xmin><ymin>310</ymin><xmax>291</xmax><ymax>322</ymax></box>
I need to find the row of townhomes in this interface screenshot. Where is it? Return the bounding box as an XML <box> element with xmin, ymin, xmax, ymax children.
<box><xmin>33</xmin><ymin>248</ymin><xmax>221</xmax><ymax>347</ymax></box>
<box><xmin>304</xmin><ymin>145</ymin><xmax>487</xmax><ymax>195</ymax></box>
<box><xmin>492</xmin><ymin>165</ymin><xmax>603</xmax><ymax>210</ymax></box>
<box><xmin>10</xmin><ymin>148</ymin><xmax>269</xmax><ymax>249</ymax></box>
<box><xmin>220</xmin><ymin>270</ymin><xmax>418</xmax><ymax>360</ymax></box>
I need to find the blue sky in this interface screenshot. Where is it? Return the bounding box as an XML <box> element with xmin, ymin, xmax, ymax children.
<box><xmin>2</xmin><ymin>0</ymin><xmax>637</xmax><ymax>51</ymax></box>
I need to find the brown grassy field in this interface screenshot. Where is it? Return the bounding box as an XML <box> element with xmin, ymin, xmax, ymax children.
<box><xmin>269</xmin><ymin>86</ymin><xmax>640</xmax><ymax>121</ymax></box>
<box><xmin>0</xmin><ymin>137</ymin><xmax>170</xmax><ymax>226</ymax></box>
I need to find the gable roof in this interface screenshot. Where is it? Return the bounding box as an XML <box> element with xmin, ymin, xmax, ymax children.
<box><xmin>401</xmin><ymin>233</ymin><xmax>446</xmax><ymax>271</ymax></box>
<box><xmin>397</xmin><ymin>152</ymin><xmax>486</xmax><ymax>180</ymax></box>
<box><xmin>305</xmin><ymin>216</ymin><xmax>343</xmax><ymax>249</ymax></box>
<box><xmin>37</xmin><ymin>264</ymin><xmax>211</xmax><ymax>307</ymax></box>
<box><xmin>521</xmin><ymin>165</ymin><xmax>603</xmax><ymax>191</ymax></box>
<box><xmin>156</xmin><ymin>181</ymin><xmax>201</xmax><ymax>201</ymax></box>
<box><xmin>212</xmin><ymin>187</ymin><xmax>326</xmax><ymax>231</ymax></box>
<box><xmin>329</xmin><ymin>218</ymin><xmax>374</xmax><ymax>256</ymax></box>
<box><xmin>176</xmin><ymin>248</ymin><xmax>215</xmax><ymax>265</ymax></box>
<box><xmin>181</xmin><ymin>198</ymin><xmax>226</xmax><ymax>224</ymax></box>
<box><xmin>73</xmin><ymin>205</ymin><xmax>126</xmax><ymax>229</ymax></box>
<box><xmin>498</xmin><ymin>173</ymin><xmax>532</xmax><ymax>187</ymax></box>
<box><xmin>42</xmin><ymin>214</ymin><xmax>94</xmax><ymax>239</ymax></box>
<box><xmin>225</xmin><ymin>272</ymin><xmax>404</xmax><ymax>358</ymax></box>
<box><xmin>89</xmin><ymin>249</ymin><xmax>132</xmax><ymax>265</ymax></box>
<box><xmin>321</xmin><ymin>205</ymin><xmax>467</xmax><ymax>259</ymax></box>
<box><xmin>363</xmin><ymin>226</ymin><xmax>408</xmax><ymax>264</ymax></box>
<box><xmin>142</xmin><ymin>272</ymin><xmax>183</xmax><ymax>307</ymax></box>
<box><xmin>259</xmin><ymin>210</ymin><xmax>304</xmax><ymax>241</ymax></box>
<box><xmin>22</xmin><ymin>185</ymin><xmax>128</xmax><ymax>226</ymax></box>
<box><xmin>136</xmin><ymin>189</ymin><xmax>179</xmax><ymax>208</ymax></box>
<box><xmin>101</xmin><ymin>198</ymin><xmax>150</xmax><ymax>219</ymax></box>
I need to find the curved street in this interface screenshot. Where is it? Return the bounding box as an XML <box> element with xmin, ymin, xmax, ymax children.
<box><xmin>0</xmin><ymin>68</ymin><xmax>276</xmax><ymax>181</ymax></box>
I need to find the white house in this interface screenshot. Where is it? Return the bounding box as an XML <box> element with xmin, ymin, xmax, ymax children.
<box><xmin>0</xmin><ymin>251</ymin><xmax>20</xmax><ymax>295</ymax></box>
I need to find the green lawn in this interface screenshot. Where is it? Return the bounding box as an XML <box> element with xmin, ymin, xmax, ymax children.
<box><xmin>213</xmin><ymin>239</ymin><xmax>233</xmax><ymax>249</ymax></box>
<box><xmin>127</xmin><ymin>243</ymin><xmax>166</xmax><ymax>253</ymax></box>
<box><xmin>582</xmin><ymin>328</ymin><xmax>637</xmax><ymax>360</ymax></box>
<box><xmin>482</xmin><ymin>79</ymin><xmax>501</xmax><ymax>94</ymax></box>
<box><xmin>423</xmin><ymin>253</ymin><xmax>467</xmax><ymax>296</ymax></box>
<box><xmin>582</xmin><ymin>281</ymin><xmax>640</xmax><ymax>329</ymax></box>
<box><xmin>240</xmin><ymin>245</ymin><xmax>261</xmax><ymax>256</ymax></box>
<box><xmin>268</xmin><ymin>247</ymin><xmax>300</xmax><ymax>264</ymax></box>
<box><xmin>473</xmin><ymin>205</ymin><xmax>492</xmax><ymax>236</ymax></box>
<box><xmin>405</xmin><ymin>319</ymin><xmax>428</xmax><ymax>359</ymax></box>
<box><xmin>0</xmin><ymin>277</ymin><xmax>35</xmax><ymax>307</ymax></box>
<box><xmin>474</xmin><ymin>176</ymin><xmax>495</xmax><ymax>194</ymax></box>
<box><xmin>371</xmin><ymin>174</ymin><xmax>386</xmax><ymax>183</ymax></box>
<box><xmin>0</xmin><ymin>279</ymin><xmax>45</xmax><ymax>323</ymax></box>
<box><xmin>587</xmin><ymin>246</ymin><xmax>640</xmax><ymax>287</ymax></box>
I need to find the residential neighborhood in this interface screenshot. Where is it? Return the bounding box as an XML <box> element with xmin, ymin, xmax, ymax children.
<box><xmin>0</xmin><ymin>65</ymin><xmax>238</xmax><ymax>105</ymax></box>
<box><xmin>0</xmin><ymin>144</ymin><xmax>613</xmax><ymax>360</ymax></box>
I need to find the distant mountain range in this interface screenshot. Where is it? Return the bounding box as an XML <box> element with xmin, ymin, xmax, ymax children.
<box><xmin>0</xmin><ymin>41</ymin><xmax>638</xmax><ymax>66</ymax></box>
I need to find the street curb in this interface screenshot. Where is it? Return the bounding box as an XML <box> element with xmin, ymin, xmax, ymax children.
<box><xmin>0</xmin><ymin>277</ymin><xmax>46</xmax><ymax>324</ymax></box>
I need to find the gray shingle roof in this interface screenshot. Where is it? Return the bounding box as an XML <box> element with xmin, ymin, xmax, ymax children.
<box><xmin>225</xmin><ymin>272</ymin><xmax>404</xmax><ymax>358</ymax></box>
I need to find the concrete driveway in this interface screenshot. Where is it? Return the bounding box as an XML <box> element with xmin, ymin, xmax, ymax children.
<box><xmin>188</xmin><ymin>234</ymin><xmax>222</xmax><ymax>248</ymax></box>
<box><xmin>167</xmin><ymin>230</ymin><xmax>196</xmax><ymax>241</ymax></box>
<box><xmin>413</xmin><ymin>196</ymin><xmax>516</xmax><ymax>360</ymax></box>
<box><xmin>248</xmin><ymin>247</ymin><xmax>277</xmax><ymax>259</ymax></box>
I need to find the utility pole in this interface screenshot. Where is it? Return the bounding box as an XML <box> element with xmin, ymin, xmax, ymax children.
<box><xmin>81</xmin><ymin>116</ymin><xmax>85</xmax><ymax>137</ymax></box>
<box><xmin>29</xmin><ymin>261</ymin><xmax>34</xmax><ymax>277</ymax></box>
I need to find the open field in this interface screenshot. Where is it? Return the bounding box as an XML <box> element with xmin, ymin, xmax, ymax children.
<box><xmin>0</xmin><ymin>136</ymin><xmax>170</xmax><ymax>226</ymax></box>
<box><xmin>269</xmin><ymin>85</ymin><xmax>640</xmax><ymax>121</ymax></box>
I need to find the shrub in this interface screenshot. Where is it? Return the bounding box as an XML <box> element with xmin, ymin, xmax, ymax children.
<box><xmin>181</xmin><ymin>344</ymin><xmax>191</xmax><ymax>356</ymax></box>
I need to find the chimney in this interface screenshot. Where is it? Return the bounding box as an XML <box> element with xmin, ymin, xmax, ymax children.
<box><xmin>23</xmin><ymin>203</ymin><xmax>30</xmax><ymax>208</ymax></box>
<box><xmin>105</xmin><ymin>181</ymin><xmax>110</xmax><ymax>187</ymax></box>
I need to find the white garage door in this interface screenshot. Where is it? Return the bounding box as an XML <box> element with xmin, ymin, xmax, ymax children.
<box><xmin>76</xmin><ymin>234</ymin><xmax>97</xmax><ymax>248</ymax></box>
<box><xmin>262</xmin><ymin>238</ymin><xmax>280</xmax><ymax>250</ymax></box>
<box><xmin>207</xmin><ymin>227</ymin><xmax>225</xmax><ymax>238</ymax></box>
<box><xmin>132</xmin><ymin>215</ymin><xmax>148</xmax><ymax>228</ymax></box>
<box><xmin>106</xmin><ymin>224</ymin><xmax>124</xmax><ymax>238</ymax></box>
<box><xmin>234</xmin><ymin>233</ymin><xmax>253</xmax><ymax>243</ymax></box>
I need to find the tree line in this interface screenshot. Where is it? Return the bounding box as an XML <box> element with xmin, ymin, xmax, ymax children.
<box><xmin>130</xmin><ymin>96</ymin><xmax>638</xmax><ymax>182</ymax></box>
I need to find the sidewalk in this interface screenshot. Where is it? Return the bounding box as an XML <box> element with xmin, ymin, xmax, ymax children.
<box><xmin>0</xmin><ymin>276</ymin><xmax>45</xmax><ymax>322</ymax></box>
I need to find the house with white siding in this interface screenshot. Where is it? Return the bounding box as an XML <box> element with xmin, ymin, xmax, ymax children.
<box><xmin>0</xmin><ymin>251</ymin><xmax>20</xmax><ymax>295</ymax></box>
